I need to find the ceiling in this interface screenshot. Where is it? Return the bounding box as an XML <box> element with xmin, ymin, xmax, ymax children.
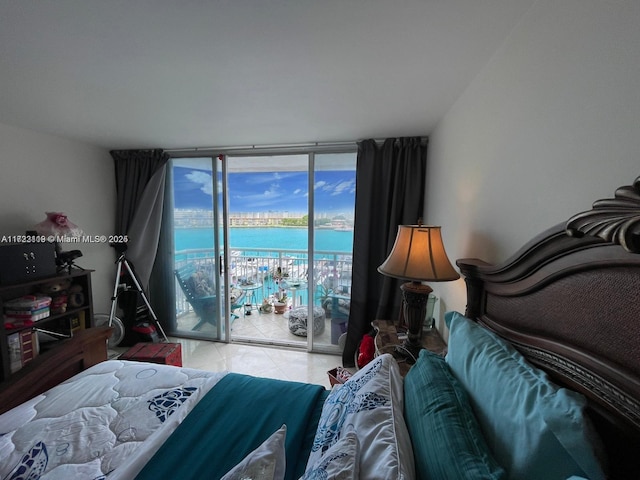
<box><xmin>0</xmin><ymin>1</ymin><xmax>534</xmax><ymax>150</ymax></box>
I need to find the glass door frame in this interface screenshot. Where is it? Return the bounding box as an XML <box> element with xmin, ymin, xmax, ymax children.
<box><xmin>220</xmin><ymin>154</ymin><xmax>232</xmax><ymax>342</ymax></box>
<box><xmin>223</xmin><ymin>152</ymin><xmax>311</xmax><ymax>350</ymax></box>
<box><xmin>157</xmin><ymin>155</ymin><xmax>228</xmax><ymax>343</ymax></box>
<box><xmin>306</xmin><ymin>152</ymin><xmax>316</xmax><ymax>352</ymax></box>
<box><xmin>165</xmin><ymin>143</ymin><xmax>356</xmax><ymax>353</ymax></box>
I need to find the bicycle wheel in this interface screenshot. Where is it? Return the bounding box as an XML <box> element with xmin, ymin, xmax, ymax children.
<box><xmin>94</xmin><ymin>314</ymin><xmax>125</xmax><ymax>349</ymax></box>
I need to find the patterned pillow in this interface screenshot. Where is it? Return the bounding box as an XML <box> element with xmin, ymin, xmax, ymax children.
<box><xmin>306</xmin><ymin>354</ymin><xmax>414</xmax><ymax>480</ymax></box>
<box><xmin>229</xmin><ymin>287</ymin><xmax>243</xmax><ymax>304</ymax></box>
<box><xmin>189</xmin><ymin>270</ymin><xmax>213</xmax><ymax>297</ymax></box>
<box><xmin>300</xmin><ymin>431</ymin><xmax>359</xmax><ymax>480</ymax></box>
<box><xmin>220</xmin><ymin>424</ymin><xmax>286</xmax><ymax>480</ymax></box>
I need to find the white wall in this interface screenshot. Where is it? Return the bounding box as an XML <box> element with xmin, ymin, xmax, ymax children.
<box><xmin>0</xmin><ymin>122</ymin><xmax>116</xmax><ymax>313</ymax></box>
<box><xmin>427</xmin><ymin>0</ymin><xmax>640</xmax><ymax>334</ymax></box>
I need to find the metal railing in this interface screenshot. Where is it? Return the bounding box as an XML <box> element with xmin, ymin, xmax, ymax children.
<box><xmin>174</xmin><ymin>247</ymin><xmax>352</xmax><ymax>316</ymax></box>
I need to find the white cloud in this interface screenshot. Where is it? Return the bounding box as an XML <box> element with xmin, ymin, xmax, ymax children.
<box><xmin>233</xmin><ymin>183</ymin><xmax>284</xmax><ymax>208</ymax></box>
<box><xmin>314</xmin><ymin>178</ymin><xmax>356</xmax><ymax>196</ymax></box>
<box><xmin>186</xmin><ymin>171</ymin><xmax>213</xmax><ymax>196</ymax></box>
<box><xmin>244</xmin><ymin>172</ymin><xmax>299</xmax><ymax>185</ymax></box>
<box><xmin>263</xmin><ymin>186</ymin><xmax>279</xmax><ymax>197</ymax></box>
<box><xmin>331</xmin><ymin>180</ymin><xmax>355</xmax><ymax>196</ymax></box>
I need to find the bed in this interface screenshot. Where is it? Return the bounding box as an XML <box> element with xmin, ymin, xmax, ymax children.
<box><xmin>1</xmin><ymin>176</ymin><xmax>639</xmax><ymax>479</ymax></box>
<box><xmin>450</xmin><ymin>175</ymin><xmax>640</xmax><ymax>480</ymax></box>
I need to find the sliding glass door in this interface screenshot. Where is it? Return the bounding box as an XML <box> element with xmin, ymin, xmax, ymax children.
<box><xmin>169</xmin><ymin>156</ymin><xmax>228</xmax><ymax>341</ymax></box>
<box><xmin>162</xmin><ymin>148</ymin><xmax>356</xmax><ymax>354</ymax></box>
<box><xmin>311</xmin><ymin>153</ymin><xmax>356</xmax><ymax>353</ymax></box>
<box><xmin>225</xmin><ymin>154</ymin><xmax>309</xmax><ymax>348</ymax></box>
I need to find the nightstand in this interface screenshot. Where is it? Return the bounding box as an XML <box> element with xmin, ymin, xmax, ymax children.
<box><xmin>372</xmin><ymin>319</ymin><xmax>447</xmax><ymax>377</ymax></box>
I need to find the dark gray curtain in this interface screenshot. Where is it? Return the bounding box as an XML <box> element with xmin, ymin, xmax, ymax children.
<box><xmin>342</xmin><ymin>137</ymin><xmax>428</xmax><ymax>367</ymax></box>
<box><xmin>111</xmin><ymin>149</ymin><xmax>169</xmax><ymax>290</ymax></box>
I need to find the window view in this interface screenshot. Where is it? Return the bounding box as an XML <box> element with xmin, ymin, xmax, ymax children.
<box><xmin>171</xmin><ymin>157</ymin><xmax>223</xmax><ymax>340</ymax></box>
<box><xmin>169</xmin><ymin>152</ymin><xmax>356</xmax><ymax>353</ymax></box>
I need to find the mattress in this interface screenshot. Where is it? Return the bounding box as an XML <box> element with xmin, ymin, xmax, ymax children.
<box><xmin>0</xmin><ymin>360</ymin><xmax>227</xmax><ymax>479</ymax></box>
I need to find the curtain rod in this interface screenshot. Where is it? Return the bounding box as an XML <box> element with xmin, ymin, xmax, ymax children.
<box><xmin>164</xmin><ymin>137</ymin><xmax>428</xmax><ymax>156</ymax></box>
<box><xmin>164</xmin><ymin>141</ymin><xmax>357</xmax><ymax>156</ymax></box>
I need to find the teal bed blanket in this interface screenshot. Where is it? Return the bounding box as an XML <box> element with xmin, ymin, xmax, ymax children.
<box><xmin>136</xmin><ymin>373</ymin><xmax>328</xmax><ymax>480</ymax></box>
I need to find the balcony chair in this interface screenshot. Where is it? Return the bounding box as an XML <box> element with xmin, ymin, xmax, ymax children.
<box><xmin>324</xmin><ymin>287</ymin><xmax>350</xmax><ymax>345</ymax></box>
<box><xmin>229</xmin><ymin>286</ymin><xmax>246</xmax><ymax>322</ymax></box>
<box><xmin>175</xmin><ymin>265</ymin><xmax>246</xmax><ymax>331</ymax></box>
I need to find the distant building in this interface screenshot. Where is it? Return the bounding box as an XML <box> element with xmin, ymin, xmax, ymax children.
<box><xmin>173</xmin><ymin>209</ymin><xmax>353</xmax><ymax>228</ymax></box>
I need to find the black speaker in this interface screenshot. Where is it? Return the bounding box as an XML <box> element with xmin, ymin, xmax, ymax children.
<box><xmin>0</xmin><ymin>243</ymin><xmax>57</xmax><ymax>285</ymax></box>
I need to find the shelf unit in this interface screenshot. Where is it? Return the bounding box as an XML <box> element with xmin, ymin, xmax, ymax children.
<box><xmin>0</xmin><ymin>269</ymin><xmax>94</xmax><ymax>382</ymax></box>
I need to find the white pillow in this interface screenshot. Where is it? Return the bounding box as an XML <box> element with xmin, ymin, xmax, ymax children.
<box><xmin>300</xmin><ymin>431</ymin><xmax>359</xmax><ymax>480</ymax></box>
<box><xmin>306</xmin><ymin>354</ymin><xmax>414</xmax><ymax>480</ymax></box>
<box><xmin>221</xmin><ymin>424</ymin><xmax>287</xmax><ymax>480</ymax></box>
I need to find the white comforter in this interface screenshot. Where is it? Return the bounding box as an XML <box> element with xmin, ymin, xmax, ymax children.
<box><xmin>0</xmin><ymin>360</ymin><xmax>227</xmax><ymax>479</ymax></box>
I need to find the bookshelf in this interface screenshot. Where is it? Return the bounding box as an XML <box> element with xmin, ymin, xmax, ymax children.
<box><xmin>0</xmin><ymin>269</ymin><xmax>94</xmax><ymax>382</ymax></box>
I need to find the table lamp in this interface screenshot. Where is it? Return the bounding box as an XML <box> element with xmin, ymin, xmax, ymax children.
<box><xmin>378</xmin><ymin>223</ymin><xmax>459</xmax><ymax>359</ymax></box>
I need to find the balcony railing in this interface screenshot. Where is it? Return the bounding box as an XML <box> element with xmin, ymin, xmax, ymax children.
<box><xmin>174</xmin><ymin>247</ymin><xmax>352</xmax><ymax>317</ymax></box>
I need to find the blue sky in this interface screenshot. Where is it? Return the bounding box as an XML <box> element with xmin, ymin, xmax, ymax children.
<box><xmin>173</xmin><ymin>166</ymin><xmax>356</xmax><ymax>215</ymax></box>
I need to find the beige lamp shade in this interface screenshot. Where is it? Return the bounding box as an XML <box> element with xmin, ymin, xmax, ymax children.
<box><xmin>377</xmin><ymin>225</ymin><xmax>460</xmax><ymax>282</ymax></box>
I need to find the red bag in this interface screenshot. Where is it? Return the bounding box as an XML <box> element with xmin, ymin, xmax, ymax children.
<box><xmin>357</xmin><ymin>334</ymin><xmax>375</xmax><ymax>369</ymax></box>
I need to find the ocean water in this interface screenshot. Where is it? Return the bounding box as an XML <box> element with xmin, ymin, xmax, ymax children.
<box><xmin>175</xmin><ymin>227</ymin><xmax>353</xmax><ymax>253</ymax></box>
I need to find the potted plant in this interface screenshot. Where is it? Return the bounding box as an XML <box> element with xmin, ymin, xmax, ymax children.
<box><xmin>271</xmin><ymin>266</ymin><xmax>291</xmax><ymax>314</ymax></box>
<box><xmin>315</xmin><ymin>274</ymin><xmax>339</xmax><ymax>317</ymax></box>
<box><xmin>273</xmin><ymin>292</ymin><xmax>288</xmax><ymax>314</ymax></box>
<box><xmin>260</xmin><ymin>298</ymin><xmax>273</xmax><ymax>314</ymax></box>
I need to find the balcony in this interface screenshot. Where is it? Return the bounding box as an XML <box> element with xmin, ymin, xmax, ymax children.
<box><xmin>173</xmin><ymin>247</ymin><xmax>352</xmax><ymax>348</ymax></box>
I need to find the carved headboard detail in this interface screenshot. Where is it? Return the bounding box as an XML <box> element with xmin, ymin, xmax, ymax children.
<box><xmin>567</xmin><ymin>175</ymin><xmax>640</xmax><ymax>253</ymax></box>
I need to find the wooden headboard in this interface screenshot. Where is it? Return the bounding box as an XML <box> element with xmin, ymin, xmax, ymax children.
<box><xmin>457</xmin><ymin>176</ymin><xmax>640</xmax><ymax>479</ymax></box>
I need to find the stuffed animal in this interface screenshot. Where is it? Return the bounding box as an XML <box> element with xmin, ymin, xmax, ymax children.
<box><xmin>41</xmin><ymin>278</ymin><xmax>72</xmax><ymax>314</ymax></box>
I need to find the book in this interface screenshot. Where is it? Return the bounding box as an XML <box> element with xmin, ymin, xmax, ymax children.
<box><xmin>4</xmin><ymin>295</ymin><xmax>52</xmax><ymax>312</ymax></box>
<box><xmin>7</xmin><ymin>333</ymin><xmax>22</xmax><ymax>373</ymax></box>
<box><xmin>4</xmin><ymin>307</ymin><xmax>50</xmax><ymax>322</ymax></box>
<box><xmin>20</xmin><ymin>330</ymin><xmax>36</xmax><ymax>365</ymax></box>
<box><xmin>4</xmin><ymin>306</ymin><xmax>51</xmax><ymax>318</ymax></box>
<box><xmin>3</xmin><ymin>318</ymin><xmax>35</xmax><ymax>330</ymax></box>
<box><xmin>6</xmin><ymin>331</ymin><xmax>37</xmax><ymax>373</ymax></box>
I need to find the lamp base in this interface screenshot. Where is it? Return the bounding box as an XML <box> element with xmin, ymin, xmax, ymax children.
<box><xmin>397</xmin><ymin>281</ymin><xmax>433</xmax><ymax>362</ymax></box>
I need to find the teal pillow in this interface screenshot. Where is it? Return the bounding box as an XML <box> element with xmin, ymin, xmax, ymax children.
<box><xmin>405</xmin><ymin>349</ymin><xmax>506</xmax><ymax>480</ymax></box>
<box><xmin>444</xmin><ymin>311</ymin><xmax>605</xmax><ymax>480</ymax></box>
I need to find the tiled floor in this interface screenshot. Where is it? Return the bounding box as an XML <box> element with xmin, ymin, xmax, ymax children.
<box><xmin>176</xmin><ymin>308</ymin><xmax>345</xmax><ymax>349</ymax></box>
<box><xmin>110</xmin><ymin>308</ymin><xmax>347</xmax><ymax>389</ymax></box>
<box><xmin>166</xmin><ymin>337</ymin><xmax>343</xmax><ymax>389</ymax></box>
